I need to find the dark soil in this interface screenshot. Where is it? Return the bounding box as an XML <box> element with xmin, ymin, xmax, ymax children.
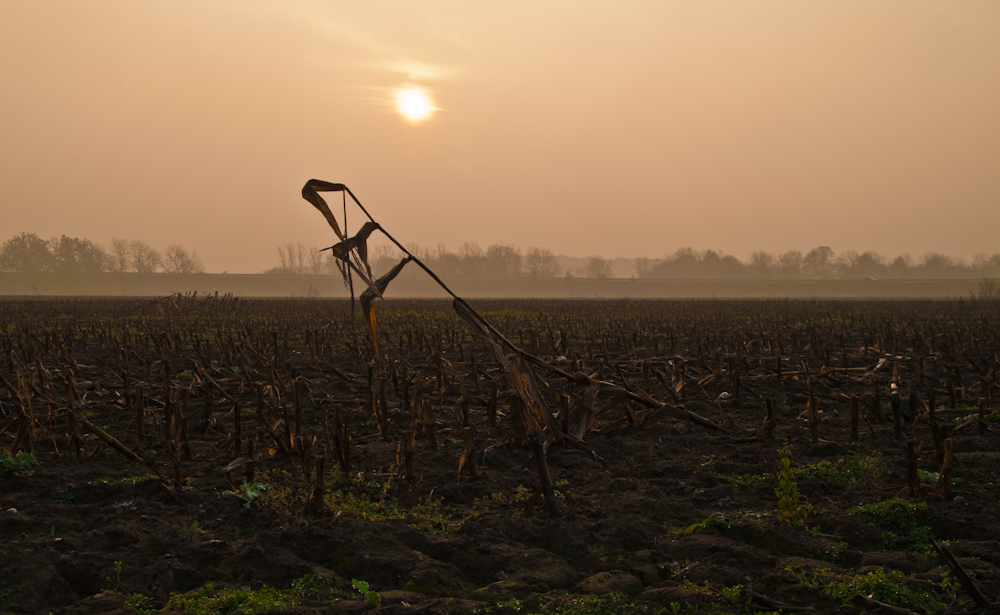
<box><xmin>1</xmin><ymin>297</ymin><xmax>999</xmax><ymax>615</ymax></box>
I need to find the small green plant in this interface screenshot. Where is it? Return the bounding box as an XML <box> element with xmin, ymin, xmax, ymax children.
<box><xmin>721</xmin><ymin>584</ymin><xmax>752</xmax><ymax>612</ymax></box>
<box><xmin>223</xmin><ymin>482</ymin><xmax>268</xmax><ymax>508</ymax></box>
<box><xmin>115</xmin><ymin>501</ymin><xmax>137</xmax><ymax>513</ymax></box>
<box><xmin>782</xmin><ymin>563</ymin><xmax>832</xmax><ymax>589</ymax></box>
<box><xmin>182</xmin><ymin>520</ymin><xmax>205</xmax><ymax>536</ymax></box>
<box><xmin>848</xmin><ymin>498</ymin><xmax>936</xmax><ymax>551</ymax></box>
<box><xmin>53</xmin><ymin>488</ymin><xmax>75</xmax><ymax>504</ymax></box>
<box><xmin>782</xmin><ymin>564</ymin><xmax>948</xmax><ymax>615</ymax></box>
<box><xmin>124</xmin><ymin>592</ymin><xmax>154</xmax><ymax>614</ymax></box>
<box><xmin>163</xmin><ymin>582</ymin><xmax>296</xmax><ymax>615</ymax></box>
<box><xmin>880</xmin><ymin>398</ymin><xmax>916</xmax><ymax>421</ymax></box>
<box><xmin>917</xmin><ymin>469</ymin><xmax>940</xmax><ymax>485</ymax></box>
<box><xmin>826</xmin><ymin>568</ymin><xmax>946</xmax><ymax>614</ymax></box>
<box><xmin>0</xmin><ymin>583</ymin><xmax>25</xmax><ymax>602</ymax></box>
<box><xmin>720</xmin><ymin>471</ymin><xmax>770</xmax><ymax>487</ymax></box>
<box><xmin>775</xmin><ymin>446</ymin><xmax>811</xmax><ymax>526</ymax></box>
<box><xmin>474</xmin><ymin>597</ymin><xmax>525</xmax><ymax>613</ymax></box>
<box><xmin>103</xmin><ymin>561</ymin><xmax>123</xmax><ymax>593</ymax></box>
<box><xmin>409</xmin><ymin>497</ymin><xmax>458</xmax><ymax>534</ymax></box>
<box><xmin>684</xmin><ymin>515</ymin><xmax>730</xmax><ymax>536</ymax></box>
<box><xmin>324</xmin><ymin>489</ymin><xmax>402</xmax><ymax>521</ymax></box>
<box><xmin>0</xmin><ymin>449</ymin><xmax>37</xmax><ymax>475</ymax></box>
<box><xmin>351</xmin><ymin>579</ymin><xmax>381</xmax><ymax>606</ymax></box>
<box><xmin>536</xmin><ymin>593</ymin><xmax>655</xmax><ymax>614</ymax></box>
<box><xmin>799</xmin><ymin>452</ymin><xmax>887</xmax><ymax>488</ymax></box>
<box><xmin>289</xmin><ymin>574</ymin><xmax>328</xmax><ymax>598</ymax></box>
<box><xmin>120</xmin><ymin>473</ymin><xmax>157</xmax><ymax>485</ymax></box>
<box><xmin>666</xmin><ymin>602</ymin><xmax>699</xmax><ymax>615</ymax></box>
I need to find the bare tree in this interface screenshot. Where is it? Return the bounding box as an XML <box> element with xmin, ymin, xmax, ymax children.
<box><xmin>278</xmin><ymin>242</ymin><xmax>307</xmax><ymax>275</ymax></box>
<box><xmin>458</xmin><ymin>242</ymin><xmax>485</xmax><ymax>277</ymax></box>
<box><xmin>367</xmin><ymin>243</ymin><xmax>402</xmax><ymax>277</ymax></box>
<box><xmin>431</xmin><ymin>244</ymin><xmax>462</xmax><ymax>278</ymax></box>
<box><xmin>634</xmin><ymin>256</ymin><xmax>652</xmax><ymax>278</ymax></box>
<box><xmin>485</xmin><ymin>243</ymin><xmax>523</xmax><ymax>278</ymax></box>
<box><xmin>803</xmin><ymin>246</ymin><xmax>835</xmax><ymax>279</ymax></box>
<box><xmin>525</xmin><ymin>247</ymin><xmax>560</xmax><ymax>278</ymax></box>
<box><xmin>109</xmin><ymin>238</ymin><xmax>131</xmax><ymax>273</ymax></box>
<box><xmin>306</xmin><ymin>246</ymin><xmax>324</xmax><ymax>275</ymax></box>
<box><xmin>973</xmin><ymin>252</ymin><xmax>1000</xmax><ymax>277</ymax></box>
<box><xmin>584</xmin><ymin>256</ymin><xmax>613</xmax><ymax>279</ymax></box>
<box><xmin>163</xmin><ymin>245</ymin><xmax>205</xmax><ymax>274</ymax></box>
<box><xmin>748</xmin><ymin>251</ymin><xmax>776</xmax><ymax>279</ymax></box>
<box><xmin>778</xmin><ymin>250</ymin><xmax>803</xmax><ymax>279</ymax></box>
<box><xmin>888</xmin><ymin>254</ymin><xmax>914</xmax><ymax>279</ymax></box>
<box><xmin>129</xmin><ymin>240</ymin><xmax>162</xmax><ymax>274</ymax></box>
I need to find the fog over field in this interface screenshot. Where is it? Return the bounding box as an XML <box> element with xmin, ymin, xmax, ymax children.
<box><xmin>2</xmin><ymin>1</ymin><xmax>999</xmax><ymax>278</ymax></box>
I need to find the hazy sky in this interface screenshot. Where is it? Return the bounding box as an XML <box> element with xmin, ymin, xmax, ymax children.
<box><xmin>2</xmin><ymin>1</ymin><xmax>999</xmax><ymax>273</ymax></box>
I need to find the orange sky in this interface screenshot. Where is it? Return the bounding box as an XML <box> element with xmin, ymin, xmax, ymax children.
<box><xmin>2</xmin><ymin>1</ymin><xmax>998</xmax><ymax>273</ymax></box>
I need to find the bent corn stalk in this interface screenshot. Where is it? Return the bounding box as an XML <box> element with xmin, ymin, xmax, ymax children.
<box><xmin>300</xmin><ymin>180</ymin><xmax>721</xmax><ymax>441</ymax></box>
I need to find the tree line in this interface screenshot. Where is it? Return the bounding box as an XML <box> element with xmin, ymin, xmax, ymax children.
<box><xmin>636</xmin><ymin>247</ymin><xmax>1000</xmax><ymax>280</ymax></box>
<box><xmin>0</xmin><ymin>232</ymin><xmax>205</xmax><ymax>274</ymax></box>
<box><xmin>5</xmin><ymin>231</ymin><xmax>996</xmax><ymax>280</ymax></box>
<box><xmin>265</xmin><ymin>241</ymin><xmax>588</xmax><ymax>279</ymax></box>
<box><xmin>268</xmin><ymin>241</ymin><xmax>1000</xmax><ymax>280</ymax></box>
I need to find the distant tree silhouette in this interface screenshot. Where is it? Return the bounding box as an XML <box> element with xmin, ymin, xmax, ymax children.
<box><xmin>163</xmin><ymin>244</ymin><xmax>206</xmax><ymax>274</ymax></box>
<box><xmin>585</xmin><ymin>256</ymin><xmax>612</xmax><ymax>279</ymax></box>
<box><xmin>485</xmin><ymin>243</ymin><xmax>523</xmax><ymax>278</ymax></box>
<box><xmin>0</xmin><ymin>232</ymin><xmax>55</xmax><ymax>273</ymax></box>
<box><xmin>50</xmin><ymin>235</ymin><xmax>108</xmax><ymax>274</ymax></box>
<box><xmin>525</xmin><ymin>247</ymin><xmax>560</xmax><ymax>278</ymax></box>
<box><xmin>129</xmin><ymin>240</ymin><xmax>162</xmax><ymax>274</ymax></box>
<box><xmin>109</xmin><ymin>238</ymin><xmax>131</xmax><ymax>273</ymax></box>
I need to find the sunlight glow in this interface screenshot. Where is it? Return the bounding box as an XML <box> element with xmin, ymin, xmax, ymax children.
<box><xmin>396</xmin><ymin>87</ymin><xmax>434</xmax><ymax>121</ymax></box>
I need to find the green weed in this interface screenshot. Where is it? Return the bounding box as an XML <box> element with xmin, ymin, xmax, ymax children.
<box><xmin>531</xmin><ymin>593</ymin><xmax>662</xmax><ymax>615</ymax></box>
<box><xmin>0</xmin><ymin>584</ymin><xmax>25</xmax><ymax>602</ymax></box>
<box><xmin>324</xmin><ymin>490</ymin><xmax>402</xmax><ymax>521</ymax></box>
<box><xmin>222</xmin><ymin>482</ymin><xmax>268</xmax><ymax>508</ymax></box>
<box><xmin>163</xmin><ymin>582</ymin><xmax>296</xmax><ymax>615</ymax></box>
<box><xmin>289</xmin><ymin>574</ymin><xmax>330</xmax><ymax>599</ymax></box>
<box><xmin>775</xmin><ymin>446</ymin><xmax>811</xmax><ymax>526</ymax></box>
<box><xmin>409</xmin><ymin>497</ymin><xmax>458</xmax><ymax>534</ymax></box>
<box><xmin>826</xmin><ymin>569</ymin><xmax>946</xmax><ymax>614</ymax></box>
<box><xmin>351</xmin><ymin>579</ymin><xmax>381</xmax><ymax>606</ymax></box>
<box><xmin>848</xmin><ymin>498</ymin><xmax>936</xmax><ymax>551</ymax></box>
<box><xmin>798</xmin><ymin>452</ymin><xmax>886</xmax><ymax>488</ymax></box>
<box><xmin>123</xmin><ymin>592</ymin><xmax>154</xmax><ymax>614</ymax></box>
<box><xmin>783</xmin><ymin>564</ymin><xmax>948</xmax><ymax>615</ymax></box>
<box><xmin>115</xmin><ymin>501</ymin><xmax>137</xmax><ymax>513</ymax></box>
<box><xmin>719</xmin><ymin>472</ymin><xmax>770</xmax><ymax>488</ymax></box>
<box><xmin>0</xmin><ymin>450</ymin><xmax>37</xmax><ymax>475</ymax></box>
<box><xmin>684</xmin><ymin>516</ymin><xmax>730</xmax><ymax>536</ymax></box>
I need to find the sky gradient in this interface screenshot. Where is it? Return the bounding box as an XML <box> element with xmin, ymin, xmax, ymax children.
<box><xmin>2</xmin><ymin>1</ymin><xmax>998</xmax><ymax>273</ymax></box>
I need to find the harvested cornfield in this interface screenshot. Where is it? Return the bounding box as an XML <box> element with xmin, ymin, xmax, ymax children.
<box><xmin>1</xmin><ymin>295</ymin><xmax>999</xmax><ymax>615</ymax></box>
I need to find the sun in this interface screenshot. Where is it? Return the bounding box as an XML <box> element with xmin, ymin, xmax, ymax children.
<box><xmin>395</xmin><ymin>87</ymin><xmax>434</xmax><ymax>121</ymax></box>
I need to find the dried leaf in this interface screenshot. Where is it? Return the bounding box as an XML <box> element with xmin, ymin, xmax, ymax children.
<box><xmin>454</xmin><ymin>298</ymin><xmax>568</xmax><ymax>440</ymax></box>
<box><xmin>322</xmin><ymin>221</ymin><xmax>383</xmax><ymax>293</ymax></box>
<box><xmin>360</xmin><ymin>257</ymin><xmax>413</xmax><ymax>360</ymax></box>
<box><xmin>327</xmin><ymin>221</ymin><xmax>380</xmax><ymax>266</ymax></box>
<box><xmin>301</xmin><ymin>179</ymin><xmax>347</xmax><ymax>240</ymax></box>
<box><xmin>456</xmin><ymin>450</ymin><xmax>469</xmax><ymax>482</ymax></box>
<box><xmin>566</xmin><ymin>380</ymin><xmax>601</xmax><ymax>440</ymax></box>
<box><xmin>453</xmin><ymin>299</ymin><xmax>492</xmax><ymax>342</ymax></box>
